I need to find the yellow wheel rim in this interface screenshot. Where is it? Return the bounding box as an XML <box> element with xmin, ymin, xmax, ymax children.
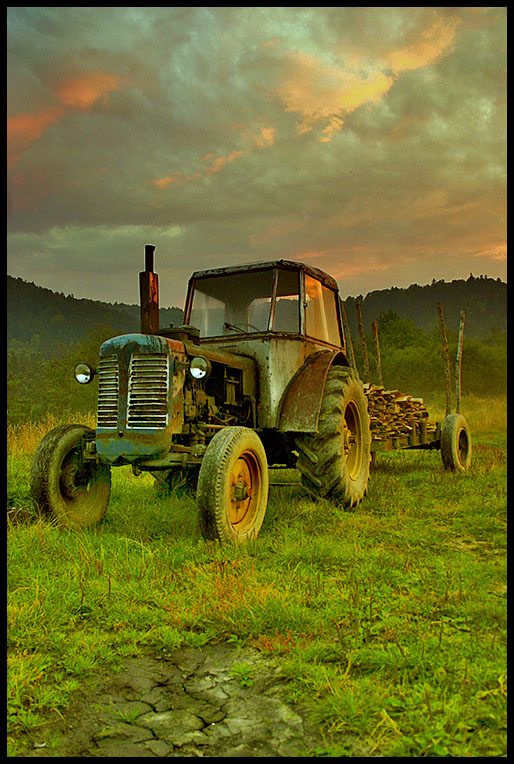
<box><xmin>343</xmin><ymin>400</ymin><xmax>363</xmax><ymax>480</ymax></box>
<box><xmin>226</xmin><ymin>452</ymin><xmax>262</xmax><ymax>533</ymax></box>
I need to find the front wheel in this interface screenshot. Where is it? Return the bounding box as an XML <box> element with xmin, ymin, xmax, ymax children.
<box><xmin>196</xmin><ymin>427</ymin><xmax>269</xmax><ymax>544</ymax></box>
<box><xmin>30</xmin><ymin>424</ymin><xmax>111</xmax><ymax>528</ymax></box>
<box><xmin>440</xmin><ymin>414</ymin><xmax>472</xmax><ymax>472</ymax></box>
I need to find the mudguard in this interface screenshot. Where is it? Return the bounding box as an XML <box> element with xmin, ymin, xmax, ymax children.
<box><xmin>278</xmin><ymin>350</ymin><xmax>349</xmax><ymax>433</ymax></box>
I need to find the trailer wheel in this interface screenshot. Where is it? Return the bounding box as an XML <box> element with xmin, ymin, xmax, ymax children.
<box><xmin>197</xmin><ymin>427</ymin><xmax>269</xmax><ymax>544</ymax></box>
<box><xmin>296</xmin><ymin>366</ymin><xmax>371</xmax><ymax>507</ymax></box>
<box><xmin>440</xmin><ymin>414</ymin><xmax>472</xmax><ymax>472</ymax></box>
<box><xmin>30</xmin><ymin>424</ymin><xmax>111</xmax><ymax>528</ymax></box>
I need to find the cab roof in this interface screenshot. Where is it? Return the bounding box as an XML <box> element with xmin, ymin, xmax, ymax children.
<box><xmin>189</xmin><ymin>259</ymin><xmax>339</xmax><ymax>292</ymax></box>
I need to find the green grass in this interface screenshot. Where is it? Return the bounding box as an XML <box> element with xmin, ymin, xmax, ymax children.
<box><xmin>7</xmin><ymin>396</ymin><xmax>507</xmax><ymax>757</ymax></box>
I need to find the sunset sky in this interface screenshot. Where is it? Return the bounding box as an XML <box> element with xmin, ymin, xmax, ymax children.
<box><xmin>7</xmin><ymin>7</ymin><xmax>506</xmax><ymax>309</ymax></box>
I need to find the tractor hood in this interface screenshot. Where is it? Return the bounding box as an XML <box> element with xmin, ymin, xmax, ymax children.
<box><xmin>94</xmin><ymin>332</ymin><xmax>256</xmax><ymax>465</ymax></box>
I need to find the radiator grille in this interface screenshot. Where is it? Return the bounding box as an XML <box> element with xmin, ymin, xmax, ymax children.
<box><xmin>97</xmin><ymin>355</ymin><xmax>119</xmax><ymax>428</ymax></box>
<box><xmin>127</xmin><ymin>353</ymin><xmax>169</xmax><ymax>428</ymax></box>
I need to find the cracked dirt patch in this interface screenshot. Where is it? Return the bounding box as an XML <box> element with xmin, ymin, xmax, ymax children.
<box><xmin>28</xmin><ymin>643</ymin><xmax>362</xmax><ymax>757</ymax></box>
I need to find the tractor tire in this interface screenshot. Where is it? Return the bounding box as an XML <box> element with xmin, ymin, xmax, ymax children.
<box><xmin>296</xmin><ymin>366</ymin><xmax>371</xmax><ymax>508</ymax></box>
<box><xmin>440</xmin><ymin>413</ymin><xmax>472</xmax><ymax>472</ymax></box>
<box><xmin>197</xmin><ymin>426</ymin><xmax>269</xmax><ymax>544</ymax></box>
<box><xmin>30</xmin><ymin>424</ymin><xmax>111</xmax><ymax>528</ymax></box>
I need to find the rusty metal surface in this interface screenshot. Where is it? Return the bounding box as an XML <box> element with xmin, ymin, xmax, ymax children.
<box><xmin>181</xmin><ymin>259</ymin><xmax>349</xmax><ymax>431</ymax></box>
<box><xmin>95</xmin><ymin>333</ymin><xmax>187</xmax><ymax>465</ymax></box>
<box><xmin>278</xmin><ymin>350</ymin><xmax>343</xmax><ymax>432</ymax></box>
<box><xmin>182</xmin><ymin>339</ymin><xmax>256</xmax><ymax>395</ymax></box>
<box><xmin>140</xmin><ymin>244</ymin><xmax>159</xmax><ymax>334</ymax></box>
<box><xmin>186</xmin><ymin>258</ymin><xmax>339</xmax><ymax>292</ymax></box>
<box><xmin>93</xmin><ymin>249</ymin><xmax>357</xmax><ymax>467</ymax></box>
<box><xmin>202</xmin><ymin>335</ymin><xmax>347</xmax><ymax>429</ymax></box>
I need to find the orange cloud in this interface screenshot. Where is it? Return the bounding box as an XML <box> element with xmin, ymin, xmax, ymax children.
<box><xmin>386</xmin><ymin>14</ymin><xmax>460</xmax><ymax>74</ymax></box>
<box><xmin>476</xmin><ymin>244</ymin><xmax>506</xmax><ymax>262</ymax></box>
<box><xmin>232</xmin><ymin>122</ymin><xmax>277</xmax><ymax>149</ymax></box>
<box><xmin>249</xmin><ymin>216</ymin><xmax>306</xmax><ymax>246</ymax></box>
<box><xmin>203</xmin><ymin>150</ymin><xmax>245</xmax><ymax>174</ymax></box>
<box><xmin>275</xmin><ymin>51</ymin><xmax>393</xmax><ymax>140</ymax></box>
<box><xmin>54</xmin><ymin>70</ymin><xmax>123</xmax><ymax>110</ymax></box>
<box><xmin>273</xmin><ymin>12</ymin><xmax>461</xmax><ymax>143</ymax></box>
<box><xmin>248</xmin><ymin>126</ymin><xmax>276</xmax><ymax>148</ymax></box>
<box><xmin>7</xmin><ymin>105</ymin><xmax>64</xmax><ymax>165</ymax></box>
<box><xmin>296</xmin><ymin>246</ymin><xmax>392</xmax><ymax>280</ymax></box>
<box><xmin>153</xmin><ymin>150</ymin><xmax>246</xmax><ymax>189</ymax></box>
<box><xmin>7</xmin><ymin>68</ymin><xmax>124</xmax><ymax>165</ymax></box>
<box><xmin>153</xmin><ymin>174</ymin><xmax>180</xmax><ymax>189</ymax></box>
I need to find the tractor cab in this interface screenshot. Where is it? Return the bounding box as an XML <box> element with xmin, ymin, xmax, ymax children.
<box><xmin>183</xmin><ymin>259</ymin><xmax>344</xmax><ymax>348</ymax></box>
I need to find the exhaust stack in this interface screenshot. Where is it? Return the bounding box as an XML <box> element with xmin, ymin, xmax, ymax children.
<box><xmin>140</xmin><ymin>244</ymin><xmax>159</xmax><ymax>334</ymax></box>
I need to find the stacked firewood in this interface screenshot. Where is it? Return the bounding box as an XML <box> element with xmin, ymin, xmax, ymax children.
<box><xmin>363</xmin><ymin>383</ymin><xmax>438</xmax><ymax>441</ymax></box>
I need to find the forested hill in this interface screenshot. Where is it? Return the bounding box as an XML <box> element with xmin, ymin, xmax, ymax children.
<box><xmin>7</xmin><ymin>272</ymin><xmax>506</xmax><ymax>357</ymax></box>
<box><xmin>7</xmin><ymin>276</ymin><xmax>183</xmax><ymax>356</ymax></box>
<box><xmin>342</xmin><ymin>274</ymin><xmax>506</xmax><ymax>340</ymax></box>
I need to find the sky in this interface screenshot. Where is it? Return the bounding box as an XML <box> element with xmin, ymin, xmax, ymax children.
<box><xmin>7</xmin><ymin>6</ymin><xmax>507</xmax><ymax>309</ymax></box>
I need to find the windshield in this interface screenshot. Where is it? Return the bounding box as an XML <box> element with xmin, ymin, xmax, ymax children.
<box><xmin>189</xmin><ymin>268</ymin><xmax>300</xmax><ymax>338</ymax></box>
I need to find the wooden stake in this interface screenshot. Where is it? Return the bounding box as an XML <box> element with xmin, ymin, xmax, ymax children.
<box><xmin>437</xmin><ymin>302</ymin><xmax>452</xmax><ymax>416</ymax></box>
<box><xmin>455</xmin><ymin>311</ymin><xmax>465</xmax><ymax>414</ymax></box>
<box><xmin>371</xmin><ymin>321</ymin><xmax>384</xmax><ymax>387</ymax></box>
<box><xmin>356</xmin><ymin>301</ymin><xmax>370</xmax><ymax>383</ymax></box>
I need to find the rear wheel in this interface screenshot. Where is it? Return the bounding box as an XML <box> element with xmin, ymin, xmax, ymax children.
<box><xmin>296</xmin><ymin>366</ymin><xmax>371</xmax><ymax>507</ymax></box>
<box><xmin>440</xmin><ymin>414</ymin><xmax>472</xmax><ymax>472</ymax></box>
<box><xmin>30</xmin><ymin>424</ymin><xmax>111</xmax><ymax>528</ymax></box>
<box><xmin>197</xmin><ymin>427</ymin><xmax>269</xmax><ymax>544</ymax></box>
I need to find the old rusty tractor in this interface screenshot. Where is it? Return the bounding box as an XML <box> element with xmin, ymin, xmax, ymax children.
<box><xmin>30</xmin><ymin>245</ymin><xmax>471</xmax><ymax>543</ymax></box>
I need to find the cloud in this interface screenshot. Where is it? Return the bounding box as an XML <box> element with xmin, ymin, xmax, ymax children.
<box><xmin>7</xmin><ymin>67</ymin><xmax>126</xmax><ymax>165</ymax></box>
<box><xmin>271</xmin><ymin>11</ymin><xmax>461</xmax><ymax>143</ymax></box>
<box><xmin>7</xmin><ymin>105</ymin><xmax>63</xmax><ymax>165</ymax></box>
<box><xmin>54</xmin><ymin>70</ymin><xmax>124</xmax><ymax>110</ymax></box>
<box><xmin>385</xmin><ymin>13</ymin><xmax>460</xmax><ymax>74</ymax></box>
<box><xmin>274</xmin><ymin>51</ymin><xmax>394</xmax><ymax>141</ymax></box>
<box><xmin>153</xmin><ymin>149</ymin><xmax>246</xmax><ymax>189</ymax></box>
<box><xmin>6</xmin><ymin>7</ymin><xmax>506</xmax><ymax>307</ymax></box>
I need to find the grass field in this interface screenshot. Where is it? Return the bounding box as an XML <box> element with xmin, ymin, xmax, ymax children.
<box><xmin>7</xmin><ymin>394</ymin><xmax>507</xmax><ymax>757</ymax></box>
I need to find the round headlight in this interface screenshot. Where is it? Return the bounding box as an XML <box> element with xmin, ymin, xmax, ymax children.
<box><xmin>189</xmin><ymin>356</ymin><xmax>211</xmax><ymax>380</ymax></box>
<box><xmin>74</xmin><ymin>363</ymin><xmax>95</xmax><ymax>384</ymax></box>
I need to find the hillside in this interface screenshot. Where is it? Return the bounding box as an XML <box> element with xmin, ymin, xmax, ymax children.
<box><xmin>7</xmin><ymin>276</ymin><xmax>183</xmax><ymax>356</ymax></box>
<box><xmin>342</xmin><ymin>274</ymin><xmax>506</xmax><ymax>341</ymax></box>
<box><xmin>7</xmin><ymin>272</ymin><xmax>506</xmax><ymax>357</ymax></box>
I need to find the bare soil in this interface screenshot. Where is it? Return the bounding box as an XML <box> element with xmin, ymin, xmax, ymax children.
<box><xmin>23</xmin><ymin>643</ymin><xmax>365</xmax><ymax>757</ymax></box>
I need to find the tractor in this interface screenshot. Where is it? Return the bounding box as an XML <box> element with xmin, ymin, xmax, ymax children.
<box><xmin>30</xmin><ymin>245</ymin><xmax>471</xmax><ymax>543</ymax></box>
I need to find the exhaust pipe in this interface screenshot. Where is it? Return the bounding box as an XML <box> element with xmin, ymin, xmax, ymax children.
<box><xmin>140</xmin><ymin>244</ymin><xmax>159</xmax><ymax>334</ymax></box>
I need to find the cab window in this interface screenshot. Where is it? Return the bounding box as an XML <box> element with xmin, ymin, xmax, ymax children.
<box><xmin>273</xmin><ymin>269</ymin><xmax>300</xmax><ymax>332</ymax></box>
<box><xmin>304</xmin><ymin>275</ymin><xmax>341</xmax><ymax>345</ymax></box>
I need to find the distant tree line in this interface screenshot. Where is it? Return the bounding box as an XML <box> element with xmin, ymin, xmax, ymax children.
<box><xmin>348</xmin><ymin>310</ymin><xmax>506</xmax><ymax>400</ymax></box>
<box><xmin>7</xmin><ymin>273</ymin><xmax>506</xmax><ymax>424</ymax></box>
<box><xmin>7</xmin><ymin>311</ymin><xmax>506</xmax><ymax>425</ymax></box>
<box><xmin>7</xmin><ymin>324</ymin><xmax>118</xmax><ymax>424</ymax></box>
<box><xmin>343</xmin><ymin>273</ymin><xmax>506</xmax><ymax>340</ymax></box>
<box><xmin>7</xmin><ymin>275</ymin><xmax>183</xmax><ymax>357</ymax></box>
